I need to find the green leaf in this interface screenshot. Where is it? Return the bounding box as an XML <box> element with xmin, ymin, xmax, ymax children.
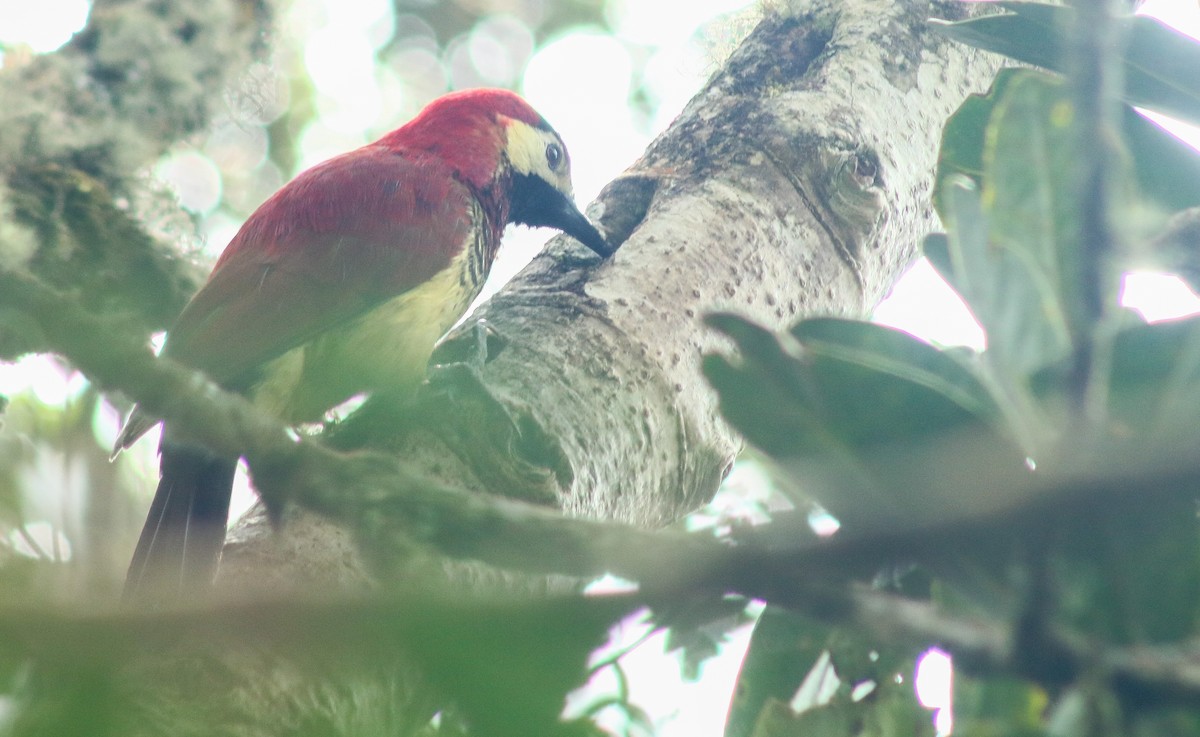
<box><xmin>726</xmin><ymin>607</ymin><xmax>832</xmax><ymax>737</ymax></box>
<box><xmin>1054</xmin><ymin>490</ymin><xmax>1200</xmax><ymax>644</ymax></box>
<box><xmin>925</xmin><ymin>184</ymin><xmax>1069</xmax><ymax>415</ymax></box>
<box><xmin>790</xmin><ymin>318</ymin><xmax>1000</xmax><ymax>423</ymax></box>
<box><xmin>1</xmin><ymin>595</ymin><xmax>634</xmax><ymax>737</ymax></box>
<box><xmin>936</xmin><ymin>68</ymin><xmax>1200</xmax><ymax>217</ymax></box>
<box><xmin>929</xmin><ymin>68</ymin><xmax>1117</xmax><ymax>405</ymax></box>
<box><xmin>404</xmin><ymin>596</ymin><xmax>633</xmax><ymax>737</ymax></box>
<box><xmin>1112</xmin><ymin>11</ymin><xmax>1200</xmax><ymax>126</ymax></box>
<box><xmin>931</xmin><ymin>8</ymin><xmax>1062</xmax><ymax>79</ymax></box>
<box><xmin>930</xmin><ymin>71</ymin><xmax>1077</xmax><ymax>382</ymax></box>
<box><xmin>1024</xmin><ymin>314</ymin><xmax>1200</xmax><ymax>437</ymax></box>
<box><xmin>933</xmin><ymin>68</ymin><xmax>1028</xmax><ymax>219</ymax></box>
<box><xmin>1130</xmin><ymin>707</ymin><xmax>1200</xmax><ymax>736</ymax></box>
<box><xmin>1106</xmin><ymin>315</ymin><xmax>1200</xmax><ymax>435</ymax></box>
<box><xmin>952</xmin><ymin>674</ymin><xmax>1048</xmax><ymax>737</ymax></box>
<box><xmin>702</xmin><ymin>315</ymin><xmax>829</xmax><ymax>461</ymax></box>
<box><xmin>728</xmin><ymin>608</ymin><xmax>932</xmax><ymax>737</ymax></box>
<box><xmin>984</xmin><ymin>71</ymin><xmax>1088</xmax><ymax>351</ymax></box>
<box><xmin>704</xmin><ymin>313</ymin><xmax>1026</xmax><ymax>530</ymax></box>
<box><xmin>929</xmin><ymin>52</ymin><xmax>1200</xmax><ymax>446</ymax></box>
<box><xmin>705</xmin><ymin>314</ymin><xmax>992</xmax><ymax>457</ymax></box>
<box><xmin>931</xmin><ymin>3</ymin><xmax>1200</xmax><ymax>127</ymax></box>
<box><xmin>1122</xmin><ymin>106</ymin><xmax>1200</xmax><ymax>211</ymax></box>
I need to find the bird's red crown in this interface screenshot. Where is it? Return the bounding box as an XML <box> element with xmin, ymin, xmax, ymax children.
<box><xmin>379</xmin><ymin>88</ymin><xmax>552</xmax><ymax>188</ymax></box>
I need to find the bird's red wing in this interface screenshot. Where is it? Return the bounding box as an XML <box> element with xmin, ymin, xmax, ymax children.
<box><xmin>164</xmin><ymin>145</ymin><xmax>476</xmax><ymax>386</ymax></box>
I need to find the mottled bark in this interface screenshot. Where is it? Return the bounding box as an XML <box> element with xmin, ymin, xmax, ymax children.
<box><xmin>0</xmin><ymin>0</ymin><xmax>272</xmax><ymax>341</ymax></box>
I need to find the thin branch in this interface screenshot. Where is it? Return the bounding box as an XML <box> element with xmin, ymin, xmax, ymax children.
<box><xmin>846</xmin><ymin>587</ymin><xmax>1200</xmax><ymax>709</ymax></box>
<box><xmin>1066</xmin><ymin>0</ymin><xmax>1125</xmax><ymax>421</ymax></box>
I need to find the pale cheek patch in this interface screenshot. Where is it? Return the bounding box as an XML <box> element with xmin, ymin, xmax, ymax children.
<box><xmin>502</xmin><ymin>118</ymin><xmax>546</xmax><ymax>177</ymax></box>
<box><xmin>502</xmin><ymin>118</ymin><xmax>573</xmax><ymax>194</ymax></box>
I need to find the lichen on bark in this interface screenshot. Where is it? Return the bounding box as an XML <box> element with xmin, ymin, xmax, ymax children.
<box><xmin>0</xmin><ymin>0</ymin><xmax>273</xmax><ymax>340</ymax></box>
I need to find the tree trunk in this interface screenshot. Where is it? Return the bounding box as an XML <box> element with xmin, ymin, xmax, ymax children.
<box><xmin>223</xmin><ymin>0</ymin><xmax>1001</xmax><ymax>580</ymax></box>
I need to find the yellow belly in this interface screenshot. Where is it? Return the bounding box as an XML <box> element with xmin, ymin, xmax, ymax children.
<box><xmin>251</xmin><ymin>247</ymin><xmax>480</xmax><ymax>423</ymax></box>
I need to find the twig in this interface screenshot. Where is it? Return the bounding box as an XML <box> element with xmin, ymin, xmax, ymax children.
<box><xmin>1066</xmin><ymin>0</ymin><xmax>1124</xmax><ymax>422</ymax></box>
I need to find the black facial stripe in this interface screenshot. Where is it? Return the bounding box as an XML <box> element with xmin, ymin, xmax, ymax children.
<box><xmin>508</xmin><ymin>171</ymin><xmax>564</xmax><ymax>228</ymax></box>
<box><xmin>508</xmin><ymin>171</ymin><xmax>613</xmax><ymax>258</ymax></box>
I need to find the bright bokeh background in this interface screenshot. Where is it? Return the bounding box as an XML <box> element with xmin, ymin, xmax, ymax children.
<box><xmin>4</xmin><ymin>1</ymin><xmax>1200</xmax><ymax>736</ymax></box>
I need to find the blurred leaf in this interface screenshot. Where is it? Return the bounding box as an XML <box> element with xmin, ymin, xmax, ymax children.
<box><xmin>1122</xmin><ymin>107</ymin><xmax>1200</xmax><ymax>212</ymax></box>
<box><xmin>402</xmin><ymin>596</ymin><xmax>635</xmax><ymax>737</ymax></box>
<box><xmin>743</xmin><ymin>668</ymin><xmax>933</xmax><ymax>737</ymax></box>
<box><xmin>929</xmin><ymin>67</ymin><xmax>1200</xmax><ymax>450</ymax></box>
<box><xmin>749</xmin><ymin>698</ymin><xmax>852</xmax><ymax>737</ymax></box>
<box><xmin>952</xmin><ymin>674</ymin><xmax>1048</xmax><ymax>737</ymax></box>
<box><xmin>1045</xmin><ymin>686</ymin><xmax>1123</xmax><ymax>737</ymax></box>
<box><xmin>0</xmin><ymin>594</ymin><xmax>636</xmax><ymax>737</ymax></box>
<box><xmin>927</xmin><ymin>187</ymin><xmax>1068</xmax><ymax>383</ymax></box>
<box><xmin>931</xmin><ymin>3</ymin><xmax>1200</xmax><ymax>127</ymax></box>
<box><xmin>7</xmin><ymin>662</ymin><xmax>125</xmax><ymax>737</ymax></box>
<box><xmin>931</xmin><ymin>3</ymin><xmax>1062</xmax><ymax>71</ymax></box>
<box><xmin>1052</xmin><ymin>489</ymin><xmax>1200</xmax><ymax>644</ymax></box>
<box><xmin>934</xmin><ymin>69</ymin><xmax>1028</xmax><ymax>218</ymax></box>
<box><xmin>1022</xmin><ymin>312</ymin><xmax>1200</xmax><ymax>440</ymax></box>
<box><xmin>789</xmin><ymin>318</ymin><xmax>1001</xmax><ymax>423</ymax></box>
<box><xmin>865</xmin><ymin>693</ymin><xmax>940</xmax><ymax>737</ymax></box>
<box><xmin>704</xmin><ymin>312</ymin><xmax>1027</xmax><ymax>531</ymax></box>
<box><xmin>706</xmin><ymin>313</ymin><xmax>994</xmax><ymax>456</ymax></box>
<box><xmin>1105</xmin><ymin>315</ymin><xmax>1200</xmax><ymax>435</ymax></box>
<box><xmin>727</xmin><ymin>607</ymin><xmax>931</xmax><ymax>737</ymax></box>
<box><xmin>0</xmin><ymin>395</ymin><xmax>36</xmax><ymax>520</ymax></box>
<box><xmin>702</xmin><ymin>314</ymin><xmax>842</xmax><ymax>461</ymax></box>
<box><xmin>926</xmin><ymin>181</ymin><xmax>1064</xmax><ymax>452</ymax></box>
<box><xmin>659</xmin><ymin>596</ymin><xmax>754</xmax><ymax>681</ymax></box>
<box><xmin>0</xmin><ymin>556</ymin><xmax>41</xmax><ymax>605</ymax></box>
<box><xmin>726</xmin><ymin>607</ymin><xmax>829</xmax><ymax>737</ymax></box>
<box><xmin>1130</xmin><ymin>707</ymin><xmax>1200</xmax><ymax>736</ymax></box>
<box><xmin>983</xmin><ymin>71</ymin><xmax>1088</xmax><ymax>355</ymax></box>
<box><xmin>936</xmin><ymin>69</ymin><xmax>1200</xmax><ymax>217</ymax></box>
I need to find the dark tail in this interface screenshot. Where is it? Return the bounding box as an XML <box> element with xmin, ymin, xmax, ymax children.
<box><xmin>123</xmin><ymin>438</ymin><xmax>237</xmax><ymax>605</ymax></box>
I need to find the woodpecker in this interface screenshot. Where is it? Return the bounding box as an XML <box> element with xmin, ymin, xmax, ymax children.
<box><xmin>115</xmin><ymin>89</ymin><xmax>612</xmax><ymax>603</ymax></box>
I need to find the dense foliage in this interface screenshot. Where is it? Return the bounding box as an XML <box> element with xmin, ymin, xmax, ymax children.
<box><xmin>707</xmin><ymin>4</ymin><xmax>1200</xmax><ymax>735</ymax></box>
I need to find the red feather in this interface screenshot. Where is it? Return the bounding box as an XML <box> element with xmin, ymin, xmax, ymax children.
<box><xmin>164</xmin><ymin>144</ymin><xmax>479</xmax><ymax>390</ymax></box>
<box><xmin>379</xmin><ymin>88</ymin><xmax>549</xmax><ymax>189</ymax></box>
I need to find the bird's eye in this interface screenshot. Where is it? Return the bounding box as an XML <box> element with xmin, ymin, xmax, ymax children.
<box><xmin>545</xmin><ymin>142</ymin><xmax>563</xmax><ymax>171</ymax></box>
